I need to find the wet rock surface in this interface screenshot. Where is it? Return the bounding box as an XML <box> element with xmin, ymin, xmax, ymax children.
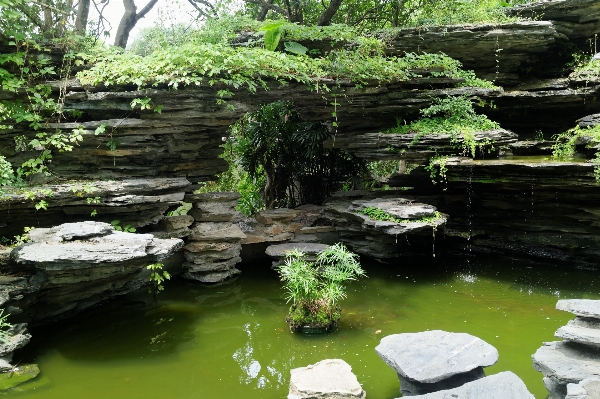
<box><xmin>557</xmin><ymin>300</ymin><xmax>600</xmax><ymax>319</ymax></box>
<box><xmin>407</xmin><ymin>371</ymin><xmax>534</xmax><ymax>399</ymax></box>
<box><xmin>375</xmin><ymin>330</ymin><xmax>498</xmax><ymax>396</ymax></box>
<box><xmin>288</xmin><ymin>359</ymin><xmax>365</xmax><ymax>399</ymax></box>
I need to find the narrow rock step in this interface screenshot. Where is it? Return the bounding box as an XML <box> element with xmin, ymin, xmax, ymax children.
<box><xmin>533</xmin><ymin>341</ymin><xmax>600</xmax><ymax>394</ymax></box>
<box><xmin>557</xmin><ymin>299</ymin><xmax>600</xmax><ymax>319</ymax></box>
<box><xmin>556</xmin><ymin>321</ymin><xmax>600</xmax><ymax>347</ymax></box>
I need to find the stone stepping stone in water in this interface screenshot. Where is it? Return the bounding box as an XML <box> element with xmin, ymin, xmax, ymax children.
<box><xmin>532</xmin><ymin>341</ymin><xmax>600</xmax><ymax>399</ymax></box>
<box><xmin>0</xmin><ymin>364</ymin><xmax>40</xmax><ymax>391</ymax></box>
<box><xmin>406</xmin><ymin>371</ymin><xmax>534</xmax><ymax>399</ymax></box>
<box><xmin>556</xmin><ymin>317</ymin><xmax>600</xmax><ymax>347</ymax></box>
<box><xmin>288</xmin><ymin>359</ymin><xmax>365</xmax><ymax>399</ymax></box>
<box><xmin>375</xmin><ymin>330</ymin><xmax>498</xmax><ymax>396</ymax></box>
<box><xmin>557</xmin><ymin>299</ymin><xmax>600</xmax><ymax>319</ymax></box>
<box><xmin>566</xmin><ymin>378</ymin><xmax>600</xmax><ymax>399</ymax></box>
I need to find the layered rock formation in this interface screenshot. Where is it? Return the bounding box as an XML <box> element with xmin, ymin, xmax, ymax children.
<box><xmin>533</xmin><ymin>299</ymin><xmax>600</xmax><ymax>399</ymax></box>
<box><xmin>5</xmin><ymin>221</ymin><xmax>183</xmax><ymax>324</ymax></box>
<box><xmin>322</xmin><ymin>193</ymin><xmax>447</xmax><ymax>260</ymax></box>
<box><xmin>182</xmin><ymin>193</ymin><xmax>245</xmax><ymax>283</ymax></box>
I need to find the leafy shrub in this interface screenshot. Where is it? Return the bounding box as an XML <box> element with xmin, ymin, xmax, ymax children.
<box><xmin>276</xmin><ymin>243</ymin><xmax>366</xmax><ymax>331</ymax></box>
<box><xmin>387</xmin><ymin>96</ymin><xmax>500</xmax><ymax>157</ymax></box>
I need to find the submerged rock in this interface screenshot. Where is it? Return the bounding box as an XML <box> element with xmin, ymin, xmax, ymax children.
<box><xmin>288</xmin><ymin>359</ymin><xmax>365</xmax><ymax>399</ymax></box>
<box><xmin>0</xmin><ymin>364</ymin><xmax>40</xmax><ymax>391</ymax></box>
<box><xmin>375</xmin><ymin>330</ymin><xmax>498</xmax><ymax>396</ymax></box>
<box><xmin>407</xmin><ymin>371</ymin><xmax>534</xmax><ymax>399</ymax></box>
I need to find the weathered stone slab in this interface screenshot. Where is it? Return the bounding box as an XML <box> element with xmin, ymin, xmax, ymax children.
<box><xmin>266</xmin><ymin>243</ymin><xmax>328</xmax><ymax>258</ymax></box>
<box><xmin>288</xmin><ymin>359</ymin><xmax>365</xmax><ymax>399</ymax></box>
<box><xmin>375</xmin><ymin>331</ymin><xmax>498</xmax><ymax>384</ymax></box>
<box><xmin>188</xmin><ymin>222</ymin><xmax>246</xmax><ymax>242</ymax></box>
<box><xmin>533</xmin><ymin>341</ymin><xmax>600</xmax><ymax>394</ymax></box>
<box><xmin>355</xmin><ymin>198</ymin><xmax>437</xmax><ymax>219</ymax></box>
<box><xmin>566</xmin><ymin>378</ymin><xmax>600</xmax><ymax>399</ymax></box>
<box><xmin>255</xmin><ymin>209</ymin><xmax>302</xmax><ymax>225</ymax></box>
<box><xmin>408</xmin><ymin>371</ymin><xmax>534</xmax><ymax>399</ymax></box>
<box><xmin>557</xmin><ymin>299</ymin><xmax>600</xmax><ymax>319</ymax></box>
<box><xmin>0</xmin><ymin>324</ymin><xmax>30</xmax><ymax>358</ymax></box>
<box><xmin>556</xmin><ymin>321</ymin><xmax>600</xmax><ymax>347</ymax></box>
<box><xmin>163</xmin><ymin>215</ymin><xmax>194</xmax><ymax>231</ymax></box>
<box><xmin>184</xmin><ymin>268</ymin><xmax>241</xmax><ymax>283</ymax></box>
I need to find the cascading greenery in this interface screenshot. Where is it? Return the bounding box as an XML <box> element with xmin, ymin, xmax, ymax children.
<box><xmin>276</xmin><ymin>243</ymin><xmax>366</xmax><ymax>331</ymax></box>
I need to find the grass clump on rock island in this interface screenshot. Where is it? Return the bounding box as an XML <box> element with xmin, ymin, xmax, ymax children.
<box><xmin>552</xmin><ymin>124</ymin><xmax>600</xmax><ymax>183</ymax></box>
<box><xmin>387</xmin><ymin>96</ymin><xmax>501</xmax><ymax>157</ymax></box>
<box><xmin>357</xmin><ymin>206</ymin><xmax>442</xmax><ymax>224</ymax></box>
<box><xmin>276</xmin><ymin>243</ymin><xmax>366</xmax><ymax>332</ymax></box>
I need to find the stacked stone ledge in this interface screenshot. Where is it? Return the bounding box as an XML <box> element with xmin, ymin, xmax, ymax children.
<box><xmin>182</xmin><ymin>192</ymin><xmax>246</xmax><ymax>283</ymax></box>
<box><xmin>533</xmin><ymin>299</ymin><xmax>600</xmax><ymax>399</ymax></box>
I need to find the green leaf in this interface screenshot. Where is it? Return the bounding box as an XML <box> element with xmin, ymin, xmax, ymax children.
<box><xmin>264</xmin><ymin>26</ymin><xmax>283</xmax><ymax>52</ymax></box>
<box><xmin>284</xmin><ymin>42</ymin><xmax>309</xmax><ymax>55</ymax></box>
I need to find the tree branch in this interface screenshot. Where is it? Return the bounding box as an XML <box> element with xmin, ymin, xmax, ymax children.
<box><xmin>317</xmin><ymin>0</ymin><xmax>343</xmax><ymax>26</ymax></box>
<box><xmin>134</xmin><ymin>0</ymin><xmax>159</xmax><ymax>24</ymax></box>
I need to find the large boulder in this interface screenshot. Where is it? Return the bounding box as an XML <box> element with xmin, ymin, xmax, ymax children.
<box><xmin>566</xmin><ymin>378</ymin><xmax>600</xmax><ymax>399</ymax></box>
<box><xmin>375</xmin><ymin>330</ymin><xmax>498</xmax><ymax>396</ymax></box>
<box><xmin>288</xmin><ymin>359</ymin><xmax>365</xmax><ymax>399</ymax></box>
<box><xmin>8</xmin><ymin>221</ymin><xmax>183</xmax><ymax>323</ymax></box>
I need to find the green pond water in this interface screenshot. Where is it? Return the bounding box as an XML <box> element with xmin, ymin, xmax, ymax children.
<box><xmin>10</xmin><ymin>256</ymin><xmax>600</xmax><ymax>398</ymax></box>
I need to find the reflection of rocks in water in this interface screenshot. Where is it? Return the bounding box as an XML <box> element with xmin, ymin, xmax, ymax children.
<box><xmin>232</xmin><ymin>322</ymin><xmax>286</xmax><ymax>390</ymax></box>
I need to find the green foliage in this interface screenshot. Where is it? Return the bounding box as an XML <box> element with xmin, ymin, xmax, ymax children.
<box><xmin>425</xmin><ymin>154</ymin><xmax>450</xmax><ymax>185</ymax></box>
<box><xmin>147</xmin><ymin>263</ymin><xmax>171</xmax><ymax>298</ymax></box>
<box><xmin>571</xmin><ymin>59</ymin><xmax>600</xmax><ymax>81</ymax></box>
<box><xmin>388</xmin><ymin>96</ymin><xmax>500</xmax><ymax>157</ymax></box>
<box><xmin>276</xmin><ymin>243</ymin><xmax>365</xmax><ymax>330</ymax></box>
<box><xmin>111</xmin><ymin>220</ymin><xmax>136</xmax><ymax>233</ymax></box>
<box><xmin>0</xmin><ymin>309</ymin><xmax>12</xmax><ymax>344</ymax></box>
<box><xmin>552</xmin><ymin>125</ymin><xmax>600</xmax><ymax>183</ymax></box>
<box><xmin>357</xmin><ymin>206</ymin><xmax>442</xmax><ymax>224</ymax></box>
<box><xmin>77</xmin><ymin>37</ymin><xmax>494</xmax><ymax>92</ymax></box>
<box><xmin>234</xmin><ymin>101</ymin><xmax>365</xmax><ymax>208</ymax></box>
<box><xmin>0</xmin><ymin>156</ymin><xmax>15</xmax><ymax>187</ymax></box>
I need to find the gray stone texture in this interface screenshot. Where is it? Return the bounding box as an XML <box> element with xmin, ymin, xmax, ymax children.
<box><xmin>557</xmin><ymin>299</ymin><xmax>600</xmax><ymax>319</ymax></box>
<box><xmin>7</xmin><ymin>222</ymin><xmax>183</xmax><ymax>323</ymax></box>
<box><xmin>566</xmin><ymin>378</ymin><xmax>600</xmax><ymax>399</ymax></box>
<box><xmin>407</xmin><ymin>371</ymin><xmax>534</xmax><ymax>399</ymax></box>
<box><xmin>375</xmin><ymin>330</ymin><xmax>498</xmax><ymax>396</ymax></box>
<box><xmin>533</xmin><ymin>341</ymin><xmax>600</xmax><ymax>398</ymax></box>
<box><xmin>288</xmin><ymin>359</ymin><xmax>365</xmax><ymax>399</ymax></box>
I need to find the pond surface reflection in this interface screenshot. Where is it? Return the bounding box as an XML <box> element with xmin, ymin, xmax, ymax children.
<box><xmin>13</xmin><ymin>256</ymin><xmax>600</xmax><ymax>398</ymax></box>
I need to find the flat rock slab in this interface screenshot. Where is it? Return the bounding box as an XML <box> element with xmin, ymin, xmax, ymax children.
<box><xmin>266</xmin><ymin>243</ymin><xmax>328</xmax><ymax>258</ymax></box>
<box><xmin>408</xmin><ymin>371</ymin><xmax>534</xmax><ymax>399</ymax></box>
<box><xmin>556</xmin><ymin>321</ymin><xmax>600</xmax><ymax>347</ymax></box>
<box><xmin>375</xmin><ymin>330</ymin><xmax>498</xmax><ymax>384</ymax></box>
<box><xmin>567</xmin><ymin>378</ymin><xmax>600</xmax><ymax>399</ymax></box>
<box><xmin>255</xmin><ymin>209</ymin><xmax>302</xmax><ymax>225</ymax></box>
<box><xmin>533</xmin><ymin>341</ymin><xmax>600</xmax><ymax>386</ymax></box>
<box><xmin>356</xmin><ymin>198</ymin><xmax>437</xmax><ymax>220</ymax></box>
<box><xmin>0</xmin><ymin>364</ymin><xmax>39</xmax><ymax>391</ymax></box>
<box><xmin>557</xmin><ymin>300</ymin><xmax>600</xmax><ymax>319</ymax></box>
<box><xmin>288</xmin><ymin>359</ymin><xmax>365</xmax><ymax>399</ymax></box>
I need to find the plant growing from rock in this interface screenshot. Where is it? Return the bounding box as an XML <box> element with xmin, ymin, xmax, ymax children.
<box><xmin>276</xmin><ymin>243</ymin><xmax>366</xmax><ymax>332</ymax></box>
<box><xmin>0</xmin><ymin>309</ymin><xmax>12</xmax><ymax>343</ymax></box>
<box><xmin>147</xmin><ymin>263</ymin><xmax>170</xmax><ymax>299</ymax></box>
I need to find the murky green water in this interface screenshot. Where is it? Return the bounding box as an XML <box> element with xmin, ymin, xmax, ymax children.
<box><xmin>9</xmin><ymin>257</ymin><xmax>600</xmax><ymax>398</ymax></box>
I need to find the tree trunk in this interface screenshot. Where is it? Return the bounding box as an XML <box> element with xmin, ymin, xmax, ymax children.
<box><xmin>392</xmin><ymin>0</ymin><xmax>405</xmax><ymax>27</ymax></box>
<box><xmin>317</xmin><ymin>0</ymin><xmax>343</xmax><ymax>26</ymax></box>
<box><xmin>114</xmin><ymin>0</ymin><xmax>159</xmax><ymax>48</ymax></box>
<box><xmin>43</xmin><ymin>0</ymin><xmax>54</xmax><ymax>33</ymax></box>
<box><xmin>256</xmin><ymin>0</ymin><xmax>274</xmax><ymax>21</ymax></box>
<box><xmin>75</xmin><ymin>0</ymin><xmax>91</xmax><ymax>34</ymax></box>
